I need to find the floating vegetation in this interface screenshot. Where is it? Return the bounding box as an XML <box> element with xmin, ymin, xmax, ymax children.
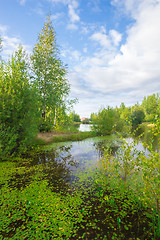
<box><xmin>0</xmin><ymin>133</ymin><xmax>159</xmax><ymax>239</ymax></box>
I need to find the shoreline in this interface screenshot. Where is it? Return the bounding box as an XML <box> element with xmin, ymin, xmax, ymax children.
<box><xmin>36</xmin><ymin>131</ymin><xmax>96</xmax><ymax>144</ymax></box>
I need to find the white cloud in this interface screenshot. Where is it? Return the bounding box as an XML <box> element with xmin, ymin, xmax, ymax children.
<box><xmin>67</xmin><ymin>0</ymin><xmax>80</xmax><ymax>30</ymax></box>
<box><xmin>0</xmin><ymin>26</ymin><xmax>31</xmax><ymax>60</ymax></box>
<box><xmin>91</xmin><ymin>31</ymin><xmax>110</xmax><ymax>49</ymax></box>
<box><xmin>90</xmin><ymin>27</ymin><xmax>122</xmax><ymax>49</ymax></box>
<box><xmin>68</xmin><ymin>3</ymin><xmax>80</xmax><ymax>22</ymax></box>
<box><xmin>109</xmin><ymin>30</ymin><xmax>122</xmax><ymax>46</ymax></box>
<box><xmin>67</xmin><ymin>0</ymin><xmax>160</xmax><ymax>116</ymax></box>
<box><xmin>47</xmin><ymin>0</ymin><xmax>68</xmax><ymax>4</ymax></box>
<box><xmin>2</xmin><ymin>36</ymin><xmax>31</xmax><ymax>59</ymax></box>
<box><xmin>48</xmin><ymin>0</ymin><xmax>80</xmax><ymax>30</ymax></box>
<box><xmin>0</xmin><ymin>24</ymin><xmax>8</xmax><ymax>34</ymax></box>
<box><xmin>18</xmin><ymin>0</ymin><xmax>27</xmax><ymax>6</ymax></box>
<box><xmin>67</xmin><ymin>23</ymin><xmax>78</xmax><ymax>30</ymax></box>
<box><xmin>61</xmin><ymin>48</ymin><xmax>82</xmax><ymax>63</ymax></box>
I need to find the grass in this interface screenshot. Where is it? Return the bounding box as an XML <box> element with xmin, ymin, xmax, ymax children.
<box><xmin>36</xmin><ymin>131</ymin><xmax>97</xmax><ymax>145</ymax></box>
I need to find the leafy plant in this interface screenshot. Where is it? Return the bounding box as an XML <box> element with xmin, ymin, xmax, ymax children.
<box><xmin>0</xmin><ymin>46</ymin><xmax>39</xmax><ymax>157</ymax></box>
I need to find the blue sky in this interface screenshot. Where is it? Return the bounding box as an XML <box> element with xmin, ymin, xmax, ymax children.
<box><xmin>0</xmin><ymin>0</ymin><xmax>160</xmax><ymax>117</ymax></box>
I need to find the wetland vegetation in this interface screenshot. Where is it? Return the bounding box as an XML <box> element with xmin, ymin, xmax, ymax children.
<box><xmin>0</xmin><ymin>14</ymin><xmax>160</xmax><ymax>240</ymax></box>
<box><xmin>0</xmin><ymin>125</ymin><xmax>160</xmax><ymax>239</ymax></box>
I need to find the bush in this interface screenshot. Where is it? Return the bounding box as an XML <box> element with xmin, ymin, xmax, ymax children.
<box><xmin>0</xmin><ymin>47</ymin><xmax>39</xmax><ymax>157</ymax></box>
<box><xmin>131</xmin><ymin>108</ymin><xmax>145</xmax><ymax>126</ymax></box>
<box><xmin>39</xmin><ymin>121</ymin><xmax>53</xmax><ymax>132</ymax></box>
<box><xmin>92</xmin><ymin>107</ymin><xmax>123</xmax><ymax>135</ymax></box>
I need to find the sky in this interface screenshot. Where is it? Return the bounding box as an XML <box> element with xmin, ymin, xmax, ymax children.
<box><xmin>0</xmin><ymin>0</ymin><xmax>160</xmax><ymax>118</ymax></box>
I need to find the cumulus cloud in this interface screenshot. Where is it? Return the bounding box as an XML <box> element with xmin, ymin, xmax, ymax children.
<box><xmin>48</xmin><ymin>0</ymin><xmax>80</xmax><ymax>30</ymax></box>
<box><xmin>109</xmin><ymin>30</ymin><xmax>122</xmax><ymax>46</ymax></box>
<box><xmin>0</xmin><ymin>25</ymin><xmax>31</xmax><ymax>59</ymax></box>
<box><xmin>67</xmin><ymin>0</ymin><xmax>160</xmax><ymax>116</ymax></box>
<box><xmin>91</xmin><ymin>31</ymin><xmax>110</xmax><ymax>49</ymax></box>
<box><xmin>0</xmin><ymin>24</ymin><xmax>8</xmax><ymax>34</ymax></box>
<box><xmin>90</xmin><ymin>27</ymin><xmax>122</xmax><ymax>49</ymax></box>
<box><xmin>68</xmin><ymin>0</ymin><xmax>80</xmax><ymax>22</ymax></box>
<box><xmin>67</xmin><ymin>0</ymin><xmax>80</xmax><ymax>30</ymax></box>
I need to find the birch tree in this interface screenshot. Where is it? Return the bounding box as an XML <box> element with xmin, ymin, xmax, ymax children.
<box><xmin>31</xmin><ymin>15</ymin><xmax>70</xmax><ymax>126</ymax></box>
<box><xmin>0</xmin><ymin>37</ymin><xmax>1</xmax><ymax>48</ymax></box>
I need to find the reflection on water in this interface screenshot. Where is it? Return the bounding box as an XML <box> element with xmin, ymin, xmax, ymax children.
<box><xmin>133</xmin><ymin>125</ymin><xmax>159</xmax><ymax>152</ymax></box>
<box><xmin>31</xmin><ymin>126</ymin><xmax>159</xmax><ymax>184</ymax></box>
<box><xmin>11</xmin><ymin>126</ymin><xmax>159</xmax><ymax>190</ymax></box>
<box><xmin>78</xmin><ymin>124</ymin><xmax>92</xmax><ymax>132</ymax></box>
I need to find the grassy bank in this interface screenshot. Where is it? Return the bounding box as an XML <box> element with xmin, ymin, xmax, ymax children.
<box><xmin>36</xmin><ymin>131</ymin><xmax>97</xmax><ymax>145</ymax></box>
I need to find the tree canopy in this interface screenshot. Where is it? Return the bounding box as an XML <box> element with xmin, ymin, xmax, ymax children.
<box><xmin>91</xmin><ymin>107</ymin><xmax>122</xmax><ymax>135</ymax></box>
<box><xmin>131</xmin><ymin>108</ymin><xmax>145</xmax><ymax>126</ymax></box>
<box><xmin>31</xmin><ymin>15</ymin><xmax>70</xmax><ymax>126</ymax></box>
<box><xmin>0</xmin><ymin>46</ymin><xmax>39</xmax><ymax>157</ymax></box>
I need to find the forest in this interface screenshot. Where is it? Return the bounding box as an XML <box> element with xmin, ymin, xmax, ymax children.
<box><xmin>0</xmin><ymin>15</ymin><xmax>160</xmax><ymax>239</ymax></box>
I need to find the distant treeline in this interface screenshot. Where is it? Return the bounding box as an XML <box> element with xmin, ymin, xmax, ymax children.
<box><xmin>90</xmin><ymin>93</ymin><xmax>160</xmax><ymax>135</ymax></box>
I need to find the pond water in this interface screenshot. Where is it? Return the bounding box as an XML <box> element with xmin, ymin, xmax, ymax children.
<box><xmin>27</xmin><ymin>125</ymin><xmax>159</xmax><ymax>186</ymax></box>
<box><xmin>29</xmin><ymin>135</ymin><xmax>119</xmax><ymax>185</ymax></box>
<box><xmin>78</xmin><ymin>123</ymin><xmax>92</xmax><ymax>132</ymax></box>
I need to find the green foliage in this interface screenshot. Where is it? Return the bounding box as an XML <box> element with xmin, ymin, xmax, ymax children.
<box><xmin>92</xmin><ymin>107</ymin><xmax>123</xmax><ymax>135</ymax></box>
<box><xmin>131</xmin><ymin>107</ymin><xmax>145</xmax><ymax>126</ymax></box>
<box><xmin>0</xmin><ymin>46</ymin><xmax>39</xmax><ymax>157</ymax></box>
<box><xmin>70</xmin><ymin>111</ymin><xmax>81</xmax><ymax>122</ymax></box>
<box><xmin>39</xmin><ymin>120</ymin><xmax>53</xmax><ymax>132</ymax></box>
<box><xmin>97</xmin><ymin>127</ymin><xmax>160</xmax><ymax>238</ymax></box>
<box><xmin>54</xmin><ymin>105</ymin><xmax>71</xmax><ymax>132</ymax></box>
<box><xmin>90</xmin><ymin>112</ymin><xmax>97</xmax><ymax>122</ymax></box>
<box><xmin>0</xmin><ymin>147</ymin><xmax>157</xmax><ymax>239</ymax></box>
<box><xmin>0</xmin><ymin>36</ymin><xmax>2</xmax><ymax>56</ymax></box>
<box><xmin>31</xmin><ymin>14</ymin><xmax>70</xmax><ymax>126</ymax></box>
<box><xmin>142</xmin><ymin>93</ymin><xmax>159</xmax><ymax>115</ymax></box>
<box><xmin>81</xmin><ymin>118</ymin><xmax>90</xmax><ymax>124</ymax></box>
<box><xmin>119</xmin><ymin>104</ymin><xmax>132</xmax><ymax>123</ymax></box>
<box><xmin>0</xmin><ymin>174</ymin><xmax>84</xmax><ymax>239</ymax></box>
<box><xmin>0</xmin><ymin>125</ymin><xmax>159</xmax><ymax>239</ymax></box>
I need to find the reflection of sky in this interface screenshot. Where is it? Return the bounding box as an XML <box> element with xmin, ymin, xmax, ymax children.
<box><xmin>125</xmin><ymin>137</ymin><xmax>150</xmax><ymax>156</ymax></box>
<box><xmin>78</xmin><ymin>124</ymin><xmax>92</xmax><ymax>132</ymax></box>
<box><xmin>43</xmin><ymin>135</ymin><xmax>157</xmax><ymax>180</ymax></box>
<box><xmin>70</xmin><ymin>140</ymin><xmax>99</xmax><ymax>166</ymax></box>
<box><xmin>43</xmin><ymin>138</ymin><xmax>101</xmax><ymax>177</ymax></box>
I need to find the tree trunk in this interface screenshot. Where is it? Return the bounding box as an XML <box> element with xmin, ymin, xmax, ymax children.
<box><xmin>54</xmin><ymin>107</ymin><xmax>57</xmax><ymax>126</ymax></box>
<box><xmin>42</xmin><ymin>107</ymin><xmax>45</xmax><ymax>122</ymax></box>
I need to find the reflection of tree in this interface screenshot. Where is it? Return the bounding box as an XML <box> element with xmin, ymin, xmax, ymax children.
<box><xmin>10</xmin><ymin>145</ymin><xmax>78</xmax><ymax>192</ymax></box>
<box><xmin>36</xmin><ymin>145</ymin><xmax>78</xmax><ymax>192</ymax></box>
<box><xmin>133</xmin><ymin>125</ymin><xmax>159</xmax><ymax>152</ymax></box>
<box><xmin>93</xmin><ymin>140</ymin><xmax>120</xmax><ymax>158</ymax></box>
